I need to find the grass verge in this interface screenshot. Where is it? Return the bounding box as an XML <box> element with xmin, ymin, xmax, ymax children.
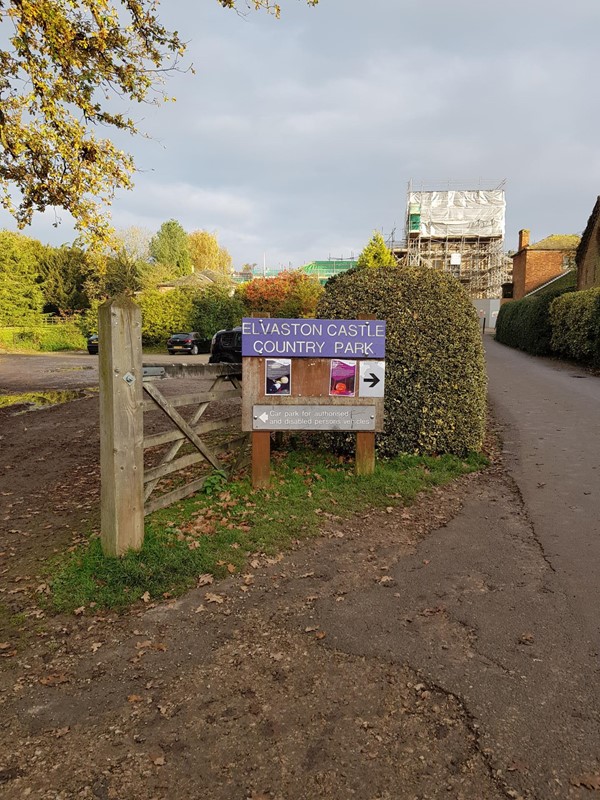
<box><xmin>48</xmin><ymin>449</ymin><xmax>487</xmax><ymax>613</ymax></box>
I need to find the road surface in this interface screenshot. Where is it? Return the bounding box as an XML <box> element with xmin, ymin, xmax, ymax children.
<box><xmin>486</xmin><ymin>336</ymin><xmax>600</xmax><ymax>650</ymax></box>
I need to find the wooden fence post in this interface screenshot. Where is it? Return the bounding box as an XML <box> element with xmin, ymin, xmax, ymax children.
<box><xmin>99</xmin><ymin>296</ymin><xmax>144</xmax><ymax>556</ymax></box>
<box><xmin>356</xmin><ymin>313</ymin><xmax>376</xmax><ymax>476</ymax></box>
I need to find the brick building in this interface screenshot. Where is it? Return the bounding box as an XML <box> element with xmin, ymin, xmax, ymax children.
<box><xmin>510</xmin><ymin>230</ymin><xmax>580</xmax><ymax>300</ymax></box>
<box><xmin>576</xmin><ymin>196</ymin><xmax>600</xmax><ymax>290</ymax></box>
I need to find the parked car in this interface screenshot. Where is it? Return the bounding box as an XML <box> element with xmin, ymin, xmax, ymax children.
<box><xmin>208</xmin><ymin>327</ymin><xmax>242</xmax><ymax>363</ymax></box>
<box><xmin>166</xmin><ymin>332</ymin><xmax>210</xmax><ymax>355</ymax></box>
<box><xmin>87</xmin><ymin>334</ymin><xmax>98</xmax><ymax>355</ymax></box>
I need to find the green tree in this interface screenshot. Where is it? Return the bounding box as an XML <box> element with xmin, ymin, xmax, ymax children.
<box><xmin>39</xmin><ymin>244</ymin><xmax>91</xmax><ymax>315</ymax></box>
<box><xmin>0</xmin><ymin>1</ymin><xmax>318</xmax><ymax>244</ymax></box>
<box><xmin>356</xmin><ymin>231</ymin><xmax>396</xmax><ymax>269</ymax></box>
<box><xmin>149</xmin><ymin>220</ymin><xmax>192</xmax><ymax>279</ymax></box>
<box><xmin>99</xmin><ymin>227</ymin><xmax>155</xmax><ymax>296</ymax></box>
<box><xmin>188</xmin><ymin>230</ymin><xmax>233</xmax><ymax>275</ymax></box>
<box><xmin>191</xmin><ymin>284</ymin><xmax>245</xmax><ymax>339</ymax></box>
<box><xmin>0</xmin><ymin>231</ymin><xmax>46</xmax><ymax>324</ymax></box>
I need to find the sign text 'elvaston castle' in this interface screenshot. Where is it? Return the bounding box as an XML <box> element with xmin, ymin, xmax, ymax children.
<box><xmin>241</xmin><ymin>318</ymin><xmax>386</xmax><ymax>358</ymax></box>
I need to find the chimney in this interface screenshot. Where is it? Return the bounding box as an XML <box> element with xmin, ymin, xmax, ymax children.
<box><xmin>518</xmin><ymin>229</ymin><xmax>530</xmax><ymax>250</ymax></box>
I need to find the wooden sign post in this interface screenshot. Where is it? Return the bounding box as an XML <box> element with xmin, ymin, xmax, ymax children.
<box><xmin>241</xmin><ymin>317</ymin><xmax>386</xmax><ymax>488</ymax></box>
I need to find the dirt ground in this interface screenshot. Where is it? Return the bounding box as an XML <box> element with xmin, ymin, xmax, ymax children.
<box><xmin>2</xmin><ymin>352</ymin><xmax>599</xmax><ymax>799</ymax></box>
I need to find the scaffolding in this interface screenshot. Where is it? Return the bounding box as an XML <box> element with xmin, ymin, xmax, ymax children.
<box><xmin>391</xmin><ymin>181</ymin><xmax>512</xmax><ymax>299</ymax></box>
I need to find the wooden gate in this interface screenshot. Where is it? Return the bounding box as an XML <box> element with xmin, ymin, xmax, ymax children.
<box><xmin>142</xmin><ymin>362</ymin><xmax>247</xmax><ymax>515</ymax></box>
<box><xmin>99</xmin><ymin>296</ymin><xmax>248</xmax><ymax>556</ymax></box>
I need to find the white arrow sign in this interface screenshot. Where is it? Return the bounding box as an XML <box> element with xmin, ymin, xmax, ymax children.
<box><xmin>259</xmin><ymin>412</ymin><xmax>269</xmax><ymax>423</ymax></box>
<box><xmin>359</xmin><ymin>361</ymin><xmax>386</xmax><ymax>398</ymax></box>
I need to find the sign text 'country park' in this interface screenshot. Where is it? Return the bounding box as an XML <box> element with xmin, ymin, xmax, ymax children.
<box><xmin>241</xmin><ymin>318</ymin><xmax>386</xmax><ymax>358</ymax></box>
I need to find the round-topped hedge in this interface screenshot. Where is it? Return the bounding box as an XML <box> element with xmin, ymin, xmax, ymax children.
<box><xmin>317</xmin><ymin>265</ymin><xmax>486</xmax><ymax>456</ymax></box>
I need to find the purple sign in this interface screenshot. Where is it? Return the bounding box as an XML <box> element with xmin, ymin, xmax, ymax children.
<box><xmin>241</xmin><ymin>318</ymin><xmax>386</xmax><ymax>358</ymax></box>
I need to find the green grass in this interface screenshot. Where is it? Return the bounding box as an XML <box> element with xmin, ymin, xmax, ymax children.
<box><xmin>0</xmin><ymin>389</ymin><xmax>95</xmax><ymax>409</ymax></box>
<box><xmin>48</xmin><ymin>449</ymin><xmax>488</xmax><ymax>613</ymax></box>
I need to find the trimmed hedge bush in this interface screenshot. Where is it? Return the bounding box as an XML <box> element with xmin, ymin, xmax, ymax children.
<box><xmin>137</xmin><ymin>289</ymin><xmax>196</xmax><ymax>345</ymax></box>
<box><xmin>317</xmin><ymin>266</ymin><xmax>486</xmax><ymax>457</ymax></box>
<box><xmin>495</xmin><ymin>287</ymin><xmax>571</xmax><ymax>356</ymax></box>
<box><xmin>550</xmin><ymin>288</ymin><xmax>600</xmax><ymax>365</ymax></box>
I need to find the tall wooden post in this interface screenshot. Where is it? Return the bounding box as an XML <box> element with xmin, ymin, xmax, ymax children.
<box><xmin>99</xmin><ymin>296</ymin><xmax>144</xmax><ymax>556</ymax></box>
<box><xmin>355</xmin><ymin>431</ymin><xmax>376</xmax><ymax>476</ymax></box>
<box><xmin>252</xmin><ymin>431</ymin><xmax>271</xmax><ymax>489</ymax></box>
<box><xmin>356</xmin><ymin>313</ymin><xmax>376</xmax><ymax>476</ymax></box>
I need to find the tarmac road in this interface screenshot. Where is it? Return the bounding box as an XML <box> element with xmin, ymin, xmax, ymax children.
<box><xmin>485</xmin><ymin>336</ymin><xmax>600</xmax><ymax>649</ymax></box>
<box><xmin>316</xmin><ymin>337</ymin><xmax>600</xmax><ymax>797</ymax></box>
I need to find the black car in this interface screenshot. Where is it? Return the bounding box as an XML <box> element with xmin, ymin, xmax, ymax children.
<box><xmin>166</xmin><ymin>332</ymin><xmax>209</xmax><ymax>355</ymax></box>
<box><xmin>87</xmin><ymin>334</ymin><xmax>98</xmax><ymax>355</ymax></box>
<box><xmin>208</xmin><ymin>327</ymin><xmax>242</xmax><ymax>363</ymax></box>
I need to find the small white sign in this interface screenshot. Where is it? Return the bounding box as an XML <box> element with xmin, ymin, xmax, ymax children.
<box><xmin>359</xmin><ymin>361</ymin><xmax>385</xmax><ymax>398</ymax></box>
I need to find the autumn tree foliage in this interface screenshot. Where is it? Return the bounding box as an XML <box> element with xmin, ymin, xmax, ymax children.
<box><xmin>238</xmin><ymin>270</ymin><xmax>323</xmax><ymax>318</ymax></box>
<box><xmin>0</xmin><ymin>1</ymin><xmax>318</xmax><ymax>244</ymax></box>
<box><xmin>356</xmin><ymin>231</ymin><xmax>397</xmax><ymax>269</ymax></box>
<box><xmin>188</xmin><ymin>230</ymin><xmax>233</xmax><ymax>275</ymax></box>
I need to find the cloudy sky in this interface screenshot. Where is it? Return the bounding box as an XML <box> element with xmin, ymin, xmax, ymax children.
<box><xmin>3</xmin><ymin>0</ymin><xmax>600</xmax><ymax>269</ymax></box>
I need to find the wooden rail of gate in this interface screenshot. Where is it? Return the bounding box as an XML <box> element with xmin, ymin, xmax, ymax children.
<box><xmin>142</xmin><ymin>361</ymin><xmax>246</xmax><ymax>516</ymax></box>
<box><xmin>99</xmin><ymin>297</ymin><xmax>247</xmax><ymax>556</ymax></box>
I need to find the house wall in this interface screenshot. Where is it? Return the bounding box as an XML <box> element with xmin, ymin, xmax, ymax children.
<box><xmin>577</xmin><ymin>224</ymin><xmax>600</xmax><ymax>290</ymax></box>
<box><xmin>472</xmin><ymin>299</ymin><xmax>501</xmax><ymax>329</ymax></box>
<box><xmin>512</xmin><ymin>250</ymin><xmax>568</xmax><ymax>300</ymax></box>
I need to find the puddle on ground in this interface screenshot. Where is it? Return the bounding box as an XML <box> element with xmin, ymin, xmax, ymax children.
<box><xmin>0</xmin><ymin>388</ymin><xmax>98</xmax><ymax>412</ymax></box>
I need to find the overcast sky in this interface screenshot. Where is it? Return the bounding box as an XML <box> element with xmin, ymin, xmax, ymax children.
<box><xmin>3</xmin><ymin>0</ymin><xmax>600</xmax><ymax>269</ymax></box>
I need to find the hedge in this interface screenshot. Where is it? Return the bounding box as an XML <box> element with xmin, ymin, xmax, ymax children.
<box><xmin>550</xmin><ymin>288</ymin><xmax>600</xmax><ymax>365</ymax></box>
<box><xmin>136</xmin><ymin>285</ymin><xmax>244</xmax><ymax>345</ymax></box>
<box><xmin>494</xmin><ymin>287</ymin><xmax>571</xmax><ymax>356</ymax></box>
<box><xmin>0</xmin><ymin>323</ymin><xmax>86</xmax><ymax>352</ymax></box>
<box><xmin>317</xmin><ymin>265</ymin><xmax>487</xmax><ymax>457</ymax></box>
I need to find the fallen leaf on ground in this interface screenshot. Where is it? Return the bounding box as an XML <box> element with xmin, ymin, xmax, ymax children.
<box><xmin>205</xmin><ymin>592</ymin><xmax>225</xmax><ymax>604</ymax></box>
<box><xmin>315</xmin><ymin>631</ymin><xmax>326</xmax><ymax>640</ymax></box>
<box><xmin>90</xmin><ymin>642</ymin><xmax>103</xmax><ymax>653</ymax></box>
<box><xmin>141</xmin><ymin>591</ymin><xmax>151</xmax><ymax>603</ymax></box>
<box><xmin>571</xmin><ymin>774</ymin><xmax>600</xmax><ymax>790</ymax></box>
<box><xmin>0</xmin><ymin>642</ymin><xmax>11</xmax><ymax>650</ymax></box>
<box><xmin>152</xmin><ymin>755</ymin><xmax>166</xmax><ymax>766</ymax></box>
<box><xmin>39</xmin><ymin>674</ymin><xmax>70</xmax><ymax>686</ymax></box>
<box><xmin>127</xmin><ymin>694</ymin><xmax>144</xmax><ymax>703</ymax></box>
<box><xmin>197</xmin><ymin>574</ymin><xmax>214</xmax><ymax>587</ymax></box>
<box><xmin>54</xmin><ymin>727</ymin><xmax>70</xmax><ymax>738</ymax></box>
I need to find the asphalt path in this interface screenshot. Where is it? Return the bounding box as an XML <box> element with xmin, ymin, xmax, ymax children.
<box><xmin>318</xmin><ymin>337</ymin><xmax>600</xmax><ymax>797</ymax></box>
<box><xmin>485</xmin><ymin>336</ymin><xmax>600</xmax><ymax>651</ymax></box>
